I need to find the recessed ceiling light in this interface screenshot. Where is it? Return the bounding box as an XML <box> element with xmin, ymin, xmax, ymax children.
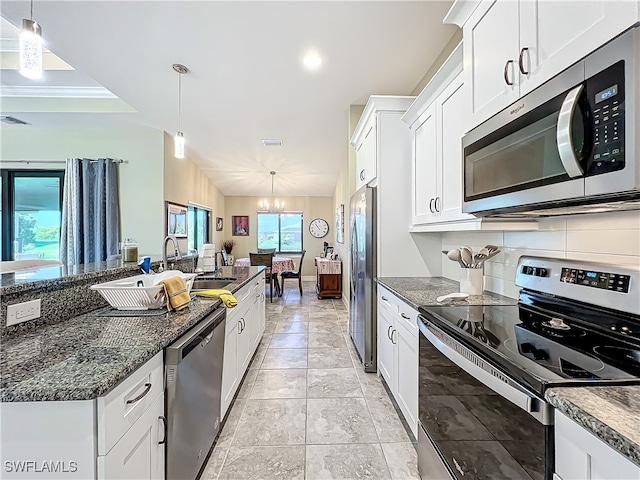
<box><xmin>303</xmin><ymin>51</ymin><xmax>322</xmax><ymax>70</ymax></box>
<box><xmin>262</xmin><ymin>139</ymin><xmax>284</xmax><ymax>147</ymax></box>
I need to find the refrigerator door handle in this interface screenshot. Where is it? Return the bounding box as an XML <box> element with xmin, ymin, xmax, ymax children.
<box><xmin>350</xmin><ymin>216</ymin><xmax>358</xmax><ymax>294</ymax></box>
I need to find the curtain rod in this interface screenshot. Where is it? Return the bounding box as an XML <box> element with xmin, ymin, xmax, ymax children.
<box><xmin>2</xmin><ymin>159</ymin><xmax>127</xmax><ymax>165</ymax></box>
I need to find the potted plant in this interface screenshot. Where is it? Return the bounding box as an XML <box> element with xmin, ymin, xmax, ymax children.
<box><xmin>222</xmin><ymin>239</ymin><xmax>236</xmax><ymax>265</ymax></box>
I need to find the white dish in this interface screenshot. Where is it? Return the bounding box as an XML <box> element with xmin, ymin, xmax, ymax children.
<box><xmin>436</xmin><ymin>292</ymin><xmax>470</xmax><ymax>303</ymax></box>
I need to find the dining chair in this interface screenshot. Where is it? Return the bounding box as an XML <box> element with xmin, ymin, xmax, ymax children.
<box><xmin>249</xmin><ymin>252</ymin><xmax>275</xmax><ymax>302</ymax></box>
<box><xmin>280</xmin><ymin>249</ymin><xmax>306</xmax><ymax>296</ymax></box>
<box><xmin>257</xmin><ymin>248</ymin><xmax>276</xmax><ymax>254</ymax></box>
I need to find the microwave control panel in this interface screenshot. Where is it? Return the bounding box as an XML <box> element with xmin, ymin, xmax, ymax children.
<box><xmin>587</xmin><ymin>60</ymin><xmax>625</xmax><ymax>176</ymax></box>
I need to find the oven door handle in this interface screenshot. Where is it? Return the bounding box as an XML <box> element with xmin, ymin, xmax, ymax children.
<box><xmin>556</xmin><ymin>84</ymin><xmax>585</xmax><ymax>179</ymax></box>
<box><xmin>419</xmin><ymin>320</ymin><xmax>548</xmax><ymax>423</ymax></box>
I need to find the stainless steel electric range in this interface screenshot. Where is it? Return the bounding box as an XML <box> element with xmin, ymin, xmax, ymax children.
<box><xmin>417</xmin><ymin>256</ymin><xmax>640</xmax><ymax>480</ymax></box>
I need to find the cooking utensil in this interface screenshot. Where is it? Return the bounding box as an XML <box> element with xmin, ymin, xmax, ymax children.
<box><xmin>460</xmin><ymin>246</ymin><xmax>473</xmax><ymax>268</ymax></box>
<box><xmin>474</xmin><ymin>250</ymin><xmax>501</xmax><ymax>268</ymax></box>
<box><xmin>447</xmin><ymin>248</ymin><xmax>466</xmax><ymax>268</ymax></box>
<box><xmin>436</xmin><ymin>292</ymin><xmax>470</xmax><ymax>303</ymax></box>
<box><xmin>485</xmin><ymin>244</ymin><xmax>500</xmax><ymax>254</ymax></box>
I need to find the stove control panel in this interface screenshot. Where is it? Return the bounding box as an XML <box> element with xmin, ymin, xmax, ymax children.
<box><xmin>560</xmin><ymin>267</ymin><xmax>631</xmax><ymax>293</ymax></box>
<box><xmin>516</xmin><ymin>256</ymin><xmax>639</xmax><ymax>316</ymax></box>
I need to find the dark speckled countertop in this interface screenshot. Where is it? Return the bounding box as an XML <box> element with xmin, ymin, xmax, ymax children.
<box><xmin>546</xmin><ymin>386</ymin><xmax>640</xmax><ymax>466</ymax></box>
<box><xmin>0</xmin><ymin>266</ymin><xmax>263</xmax><ymax>402</ymax></box>
<box><xmin>376</xmin><ymin>276</ymin><xmax>518</xmax><ymax>309</ymax></box>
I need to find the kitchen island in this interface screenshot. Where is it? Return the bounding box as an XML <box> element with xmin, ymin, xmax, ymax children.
<box><xmin>0</xmin><ymin>265</ymin><xmax>265</xmax><ymax>480</ymax></box>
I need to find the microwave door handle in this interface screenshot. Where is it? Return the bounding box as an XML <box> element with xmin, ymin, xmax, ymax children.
<box><xmin>556</xmin><ymin>84</ymin><xmax>585</xmax><ymax>178</ymax></box>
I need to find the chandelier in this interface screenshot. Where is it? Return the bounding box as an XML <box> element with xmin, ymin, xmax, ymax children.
<box><xmin>19</xmin><ymin>0</ymin><xmax>43</xmax><ymax>80</ymax></box>
<box><xmin>259</xmin><ymin>171</ymin><xmax>285</xmax><ymax>212</ymax></box>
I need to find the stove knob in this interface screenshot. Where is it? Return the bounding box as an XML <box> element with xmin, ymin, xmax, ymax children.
<box><xmin>533</xmin><ymin>349</ymin><xmax>549</xmax><ymax>361</ymax></box>
<box><xmin>537</xmin><ymin>268</ymin><xmax>548</xmax><ymax>277</ymax></box>
<box><xmin>521</xmin><ymin>342</ymin><xmax>535</xmax><ymax>354</ymax></box>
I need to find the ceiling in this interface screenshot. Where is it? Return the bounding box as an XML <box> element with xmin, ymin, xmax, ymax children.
<box><xmin>0</xmin><ymin>1</ymin><xmax>457</xmax><ymax>197</ymax></box>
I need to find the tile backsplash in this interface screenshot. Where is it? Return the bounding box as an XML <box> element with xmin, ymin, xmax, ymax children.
<box><xmin>441</xmin><ymin>210</ymin><xmax>640</xmax><ymax>299</ymax></box>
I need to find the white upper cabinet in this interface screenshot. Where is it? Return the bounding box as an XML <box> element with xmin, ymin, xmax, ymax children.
<box><xmin>412</xmin><ymin>103</ymin><xmax>438</xmax><ymax>225</ymax></box>
<box><xmin>404</xmin><ymin>44</ymin><xmax>476</xmax><ymax>227</ymax></box>
<box><xmin>520</xmin><ymin>0</ymin><xmax>639</xmax><ymax>96</ymax></box>
<box><xmin>354</xmin><ymin>117</ymin><xmax>377</xmax><ymax>190</ymax></box>
<box><xmin>464</xmin><ymin>0</ymin><xmax>520</xmax><ymax>127</ymax></box>
<box><xmin>452</xmin><ymin>0</ymin><xmax>640</xmax><ymax>129</ymax></box>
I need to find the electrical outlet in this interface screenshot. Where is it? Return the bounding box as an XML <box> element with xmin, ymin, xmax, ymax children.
<box><xmin>6</xmin><ymin>299</ymin><xmax>41</xmax><ymax>326</ymax></box>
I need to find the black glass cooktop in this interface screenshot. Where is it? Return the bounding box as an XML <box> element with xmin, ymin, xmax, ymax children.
<box><xmin>419</xmin><ymin>296</ymin><xmax>640</xmax><ymax>395</ymax></box>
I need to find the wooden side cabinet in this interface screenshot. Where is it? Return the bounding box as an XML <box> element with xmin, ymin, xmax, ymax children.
<box><xmin>315</xmin><ymin>257</ymin><xmax>342</xmax><ymax>299</ymax></box>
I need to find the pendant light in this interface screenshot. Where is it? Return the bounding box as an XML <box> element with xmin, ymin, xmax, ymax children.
<box><xmin>19</xmin><ymin>0</ymin><xmax>43</xmax><ymax>79</ymax></box>
<box><xmin>259</xmin><ymin>171</ymin><xmax>285</xmax><ymax>212</ymax></box>
<box><xmin>172</xmin><ymin>64</ymin><xmax>188</xmax><ymax>159</ymax></box>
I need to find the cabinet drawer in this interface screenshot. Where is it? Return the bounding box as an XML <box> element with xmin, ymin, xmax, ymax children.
<box><xmin>396</xmin><ymin>303</ymin><xmax>418</xmax><ymax>337</ymax></box>
<box><xmin>378</xmin><ymin>287</ymin><xmax>398</xmax><ymax>315</ymax></box>
<box><xmin>97</xmin><ymin>351</ymin><xmax>163</xmax><ymax>455</ymax></box>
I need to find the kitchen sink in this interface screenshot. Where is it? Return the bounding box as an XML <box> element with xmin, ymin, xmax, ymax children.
<box><xmin>191</xmin><ymin>277</ymin><xmax>237</xmax><ymax>291</ymax></box>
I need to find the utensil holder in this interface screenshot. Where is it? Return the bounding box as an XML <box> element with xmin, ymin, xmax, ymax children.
<box><xmin>460</xmin><ymin>268</ymin><xmax>484</xmax><ymax>295</ymax></box>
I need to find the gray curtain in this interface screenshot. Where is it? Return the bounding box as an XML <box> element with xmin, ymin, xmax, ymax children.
<box><xmin>60</xmin><ymin>158</ymin><xmax>120</xmax><ymax>265</ymax></box>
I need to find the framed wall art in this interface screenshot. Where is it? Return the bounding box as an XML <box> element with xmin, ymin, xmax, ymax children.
<box><xmin>232</xmin><ymin>215</ymin><xmax>250</xmax><ymax>236</ymax></box>
<box><xmin>335</xmin><ymin>204</ymin><xmax>344</xmax><ymax>244</ymax></box>
<box><xmin>166</xmin><ymin>201</ymin><xmax>188</xmax><ymax>237</ymax></box>
<box><xmin>216</xmin><ymin>217</ymin><xmax>224</xmax><ymax>231</ymax></box>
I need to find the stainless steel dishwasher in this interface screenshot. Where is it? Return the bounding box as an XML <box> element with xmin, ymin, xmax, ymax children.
<box><xmin>165</xmin><ymin>307</ymin><xmax>226</xmax><ymax>480</ymax></box>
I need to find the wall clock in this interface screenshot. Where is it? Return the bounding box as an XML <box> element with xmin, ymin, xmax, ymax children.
<box><xmin>309</xmin><ymin>218</ymin><xmax>329</xmax><ymax>238</ymax></box>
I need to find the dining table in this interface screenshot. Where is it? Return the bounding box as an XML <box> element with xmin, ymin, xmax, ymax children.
<box><xmin>233</xmin><ymin>256</ymin><xmax>295</xmax><ymax>296</ymax></box>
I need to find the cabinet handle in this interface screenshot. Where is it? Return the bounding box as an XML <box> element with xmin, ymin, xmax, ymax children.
<box><xmin>503</xmin><ymin>60</ymin><xmax>514</xmax><ymax>86</ymax></box>
<box><xmin>360</xmin><ymin>169</ymin><xmax>365</xmax><ymax>181</ymax></box>
<box><xmin>387</xmin><ymin>325</ymin><xmax>393</xmax><ymax>340</ymax></box>
<box><xmin>400</xmin><ymin>313</ymin><xmax>411</xmax><ymax>320</ymax></box>
<box><xmin>158</xmin><ymin>416</ymin><xmax>167</xmax><ymax>444</ymax></box>
<box><xmin>391</xmin><ymin>329</ymin><xmax>397</xmax><ymax>345</ymax></box>
<box><xmin>381</xmin><ymin>296</ymin><xmax>388</xmax><ymax>301</ymax></box>
<box><xmin>434</xmin><ymin>196</ymin><xmax>441</xmax><ymax>213</ymax></box>
<box><xmin>126</xmin><ymin>383</ymin><xmax>152</xmax><ymax>405</ymax></box>
<box><xmin>429</xmin><ymin>198</ymin><xmax>435</xmax><ymax>213</ymax></box>
<box><xmin>518</xmin><ymin>47</ymin><xmax>529</xmax><ymax>75</ymax></box>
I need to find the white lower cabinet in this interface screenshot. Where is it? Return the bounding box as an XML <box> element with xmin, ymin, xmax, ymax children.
<box><xmin>0</xmin><ymin>352</ymin><xmax>165</xmax><ymax>480</ymax></box>
<box><xmin>555</xmin><ymin>410</ymin><xmax>640</xmax><ymax>480</ymax></box>
<box><xmin>221</xmin><ymin>273</ymin><xmax>266</xmax><ymax>420</ymax></box>
<box><xmin>377</xmin><ymin>286</ymin><xmax>418</xmax><ymax>438</ymax></box>
<box><xmin>98</xmin><ymin>394</ymin><xmax>164</xmax><ymax>480</ymax></box>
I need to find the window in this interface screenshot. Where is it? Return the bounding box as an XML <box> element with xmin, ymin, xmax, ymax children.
<box><xmin>187</xmin><ymin>204</ymin><xmax>211</xmax><ymax>252</ymax></box>
<box><xmin>257</xmin><ymin>212</ymin><xmax>303</xmax><ymax>254</ymax></box>
<box><xmin>1</xmin><ymin>170</ymin><xmax>65</xmax><ymax>261</ymax></box>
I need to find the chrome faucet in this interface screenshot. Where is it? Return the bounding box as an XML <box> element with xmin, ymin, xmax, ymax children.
<box><xmin>162</xmin><ymin>235</ymin><xmax>182</xmax><ymax>271</ymax></box>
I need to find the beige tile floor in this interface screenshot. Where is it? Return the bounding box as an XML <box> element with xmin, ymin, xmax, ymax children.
<box><xmin>201</xmin><ymin>280</ymin><xmax>420</xmax><ymax>480</ymax></box>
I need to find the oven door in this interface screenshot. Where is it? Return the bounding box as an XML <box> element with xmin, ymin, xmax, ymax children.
<box><xmin>418</xmin><ymin>316</ymin><xmax>553</xmax><ymax>480</ymax></box>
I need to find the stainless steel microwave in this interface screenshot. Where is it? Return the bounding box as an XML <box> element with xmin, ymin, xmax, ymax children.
<box><xmin>462</xmin><ymin>26</ymin><xmax>640</xmax><ymax>217</ymax></box>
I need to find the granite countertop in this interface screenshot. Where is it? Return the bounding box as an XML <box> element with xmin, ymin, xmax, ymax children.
<box><xmin>376</xmin><ymin>276</ymin><xmax>517</xmax><ymax>310</ymax></box>
<box><xmin>0</xmin><ymin>266</ymin><xmax>263</xmax><ymax>402</ymax></box>
<box><xmin>546</xmin><ymin>386</ymin><xmax>640</xmax><ymax>467</ymax></box>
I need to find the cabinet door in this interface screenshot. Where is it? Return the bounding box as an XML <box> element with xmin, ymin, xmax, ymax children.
<box><xmin>237</xmin><ymin>302</ymin><xmax>253</xmax><ymax>374</ymax></box>
<box><xmin>437</xmin><ymin>74</ymin><xmax>475</xmax><ymax>224</ymax></box>
<box><xmin>221</xmin><ymin>318</ymin><xmax>239</xmax><ymax>420</ymax></box>
<box><xmin>394</xmin><ymin>320</ymin><xmax>418</xmax><ymax>439</ymax></box>
<box><xmin>99</xmin><ymin>394</ymin><xmax>164</xmax><ymax>480</ymax></box>
<box><xmin>519</xmin><ymin>0</ymin><xmax>639</xmax><ymax>96</ymax></box>
<box><xmin>356</xmin><ymin>118</ymin><xmax>377</xmax><ymax>189</ymax></box>
<box><xmin>377</xmin><ymin>304</ymin><xmax>396</xmax><ymax>391</ymax></box>
<box><xmin>411</xmin><ymin>103</ymin><xmax>438</xmax><ymax>225</ymax></box>
<box><xmin>250</xmin><ymin>277</ymin><xmax>266</xmax><ymax>350</ymax></box>
<box><xmin>464</xmin><ymin>0</ymin><xmax>520</xmax><ymax>128</ymax></box>
<box><xmin>555</xmin><ymin>411</ymin><xmax>640</xmax><ymax>480</ymax></box>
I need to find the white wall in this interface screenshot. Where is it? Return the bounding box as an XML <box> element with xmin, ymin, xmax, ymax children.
<box><xmin>440</xmin><ymin>211</ymin><xmax>640</xmax><ymax>299</ymax></box>
<box><xmin>1</xmin><ymin>126</ymin><xmax>165</xmax><ymax>256</ymax></box>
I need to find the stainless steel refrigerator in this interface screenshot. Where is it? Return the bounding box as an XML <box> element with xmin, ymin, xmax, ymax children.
<box><xmin>349</xmin><ymin>185</ymin><xmax>377</xmax><ymax>372</ymax></box>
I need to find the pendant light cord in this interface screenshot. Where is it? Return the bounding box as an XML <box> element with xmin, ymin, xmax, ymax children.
<box><xmin>30</xmin><ymin>0</ymin><xmax>33</xmax><ymax>20</ymax></box>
